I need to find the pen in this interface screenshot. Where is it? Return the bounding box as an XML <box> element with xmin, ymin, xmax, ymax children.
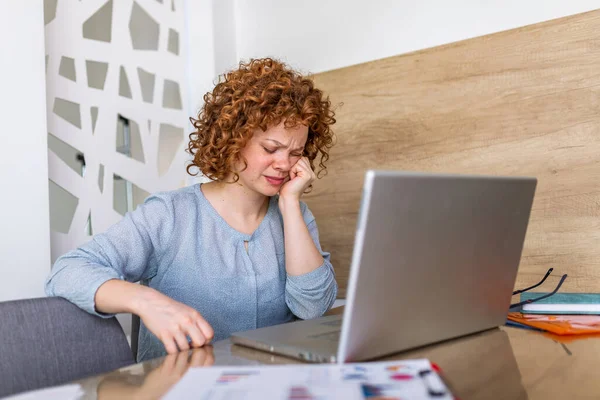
<box><xmin>505</xmin><ymin>320</ymin><xmax>545</xmax><ymax>332</ymax></box>
<box><xmin>418</xmin><ymin>369</ymin><xmax>447</xmax><ymax>397</ymax></box>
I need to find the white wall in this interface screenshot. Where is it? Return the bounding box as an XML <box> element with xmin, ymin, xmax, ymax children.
<box><xmin>234</xmin><ymin>0</ymin><xmax>600</xmax><ymax>74</ymax></box>
<box><xmin>182</xmin><ymin>0</ymin><xmax>227</xmax><ymax>186</ymax></box>
<box><xmin>0</xmin><ymin>1</ymin><xmax>51</xmax><ymax>301</ymax></box>
<box><xmin>184</xmin><ymin>0</ymin><xmax>233</xmax><ymax>115</ymax></box>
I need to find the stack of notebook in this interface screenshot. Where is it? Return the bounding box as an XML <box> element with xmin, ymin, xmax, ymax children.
<box><xmin>507</xmin><ymin>293</ymin><xmax>600</xmax><ymax>335</ymax></box>
<box><xmin>520</xmin><ymin>292</ymin><xmax>600</xmax><ymax>314</ymax></box>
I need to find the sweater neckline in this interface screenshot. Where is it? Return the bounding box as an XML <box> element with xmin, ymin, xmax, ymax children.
<box><xmin>195</xmin><ymin>183</ymin><xmax>276</xmax><ymax>241</ymax></box>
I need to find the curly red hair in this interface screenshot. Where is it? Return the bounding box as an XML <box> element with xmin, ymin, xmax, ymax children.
<box><xmin>187</xmin><ymin>58</ymin><xmax>336</xmax><ymax>184</ymax></box>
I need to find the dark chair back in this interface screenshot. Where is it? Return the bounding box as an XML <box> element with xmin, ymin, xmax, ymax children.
<box><xmin>0</xmin><ymin>297</ymin><xmax>134</xmax><ymax>397</ymax></box>
<box><xmin>131</xmin><ymin>313</ymin><xmax>140</xmax><ymax>361</ymax></box>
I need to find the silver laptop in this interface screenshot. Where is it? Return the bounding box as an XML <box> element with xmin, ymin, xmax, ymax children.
<box><xmin>231</xmin><ymin>170</ymin><xmax>537</xmax><ymax>363</ymax></box>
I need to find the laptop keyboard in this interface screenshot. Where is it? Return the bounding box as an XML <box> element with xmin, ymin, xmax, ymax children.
<box><xmin>320</xmin><ymin>319</ymin><xmax>342</xmax><ymax>327</ymax></box>
<box><xmin>309</xmin><ymin>330</ymin><xmax>341</xmax><ymax>342</ymax></box>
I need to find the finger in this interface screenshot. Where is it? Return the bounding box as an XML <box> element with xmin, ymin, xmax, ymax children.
<box><xmin>190</xmin><ymin>346</ymin><xmax>215</xmax><ymax>367</ymax></box>
<box><xmin>174</xmin><ymin>348</ymin><xmax>189</xmax><ymax>374</ymax></box>
<box><xmin>300</xmin><ymin>157</ymin><xmax>311</xmax><ymax>168</ymax></box>
<box><xmin>298</xmin><ymin>160</ymin><xmax>313</xmax><ymax>176</ymax></box>
<box><xmin>161</xmin><ymin>351</ymin><xmax>178</xmax><ymax>372</ymax></box>
<box><xmin>162</xmin><ymin>335</ymin><xmax>179</xmax><ymax>355</ymax></box>
<box><xmin>290</xmin><ymin>167</ymin><xmax>299</xmax><ymax>180</ymax></box>
<box><xmin>195</xmin><ymin>318</ymin><xmax>214</xmax><ymax>343</ymax></box>
<box><xmin>306</xmin><ymin>163</ymin><xmax>315</xmax><ymax>178</ymax></box>
<box><xmin>173</xmin><ymin>330</ymin><xmax>190</xmax><ymax>352</ymax></box>
<box><xmin>183</xmin><ymin>320</ymin><xmax>207</xmax><ymax>348</ymax></box>
<box><xmin>293</xmin><ymin>158</ymin><xmax>308</xmax><ymax>171</ymax></box>
<box><xmin>203</xmin><ymin>346</ymin><xmax>215</xmax><ymax>366</ymax></box>
<box><xmin>189</xmin><ymin>347</ymin><xmax>207</xmax><ymax>367</ymax></box>
<box><xmin>300</xmin><ymin>159</ymin><xmax>315</xmax><ymax>178</ymax></box>
<box><xmin>294</xmin><ymin>161</ymin><xmax>306</xmax><ymax>175</ymax></box>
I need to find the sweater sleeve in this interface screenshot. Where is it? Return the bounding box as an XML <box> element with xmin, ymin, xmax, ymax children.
<box><xmin>285</xmin><ymin>202</ymin><xmax>338</xmax><ymax>319</ymax></box>
<box><xmin>45</xmin><ymin>193</ymin><xmax>175</xmax><ymax>317</ymax></box>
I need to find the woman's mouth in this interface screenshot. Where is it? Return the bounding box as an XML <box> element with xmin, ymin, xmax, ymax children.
<box><xmin>265</xmin><ymin>176</ymin><xmax>285</xmax><ymax>185</ymax></box>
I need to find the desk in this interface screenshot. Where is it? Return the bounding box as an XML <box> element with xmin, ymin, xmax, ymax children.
<box><xmin>71</xmin><ymin>307</ymin><xmax>600</xmax><ymax>399</ymax></box>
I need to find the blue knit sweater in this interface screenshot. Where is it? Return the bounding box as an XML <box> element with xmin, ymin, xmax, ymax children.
<box><xmin>45</xmin><ymin>184</ymin><xmax>338</xmax><ymax>361</ymax></box>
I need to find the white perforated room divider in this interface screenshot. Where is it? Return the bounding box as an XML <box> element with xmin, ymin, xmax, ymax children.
<box><xmin>44</xmin><ymin>0</ymin><xmax>191</xmax><ymax>264</ymax></box>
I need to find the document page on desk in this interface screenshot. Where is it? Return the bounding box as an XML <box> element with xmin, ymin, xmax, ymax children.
<box><xmin>163</xmin><ymin>358</ymin><xmax>453</xmax><ymax>400</ymax></box>
<box><xmin>2</xmin><ymin>384</ymin><xmax>83</xmax><ymax>400</ymax></box>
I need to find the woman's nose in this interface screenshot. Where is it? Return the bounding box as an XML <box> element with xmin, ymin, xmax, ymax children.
<box><xmin>273</xmin><ymin>154</ymin><xmax>292</xmax><ymax>171</ymax></box>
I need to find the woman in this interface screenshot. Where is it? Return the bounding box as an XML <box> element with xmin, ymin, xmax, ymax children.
<box><xmin>45</xmin><ymin>58</ymin><xmax>338</xmax><ymax>362</ymax></box>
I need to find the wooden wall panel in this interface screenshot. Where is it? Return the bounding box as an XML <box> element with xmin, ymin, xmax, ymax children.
<box><xmin>307</xmin><ymin>10</ymin><xmax>600</xmax><ymax>297</ymax></box>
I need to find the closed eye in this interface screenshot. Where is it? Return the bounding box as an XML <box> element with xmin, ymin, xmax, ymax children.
<box><xmin>263</xmin><ymin>147</ymin><xmax>276</xmax><ymax>154</ymax></box>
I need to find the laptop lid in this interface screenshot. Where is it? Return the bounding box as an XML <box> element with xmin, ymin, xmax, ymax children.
<box><xmin>337</xmin><ymin>170</ymin><xmax>536</xmax><ymax>362</ymax></box>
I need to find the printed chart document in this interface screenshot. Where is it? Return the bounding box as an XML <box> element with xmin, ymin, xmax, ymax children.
<box><xmin>164</xmin><ymin>359</ymin><xmax>453</xmax><ymax>399</ymax></box>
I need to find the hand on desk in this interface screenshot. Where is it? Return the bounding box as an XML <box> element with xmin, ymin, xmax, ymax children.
<box><xmin>97</xmin><ymin>346</ymin><xmax>214</xmax><ymax>400</ymax></box>
<box><xmin>136</xmin><ymin>289</ymin><xmax>214</xmax><ymax>354</ymax></box>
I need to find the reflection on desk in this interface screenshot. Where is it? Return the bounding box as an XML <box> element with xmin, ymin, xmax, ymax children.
<box><xmin>61</xmin><ymin>322</ymin><xmax>600</xmax><ymax>400</ymax></box>
<box><xmin>384</xmin><ymin>328</ymin><xmax>527</xmax><ymax>400</ymax></box>
<box><xmin>95</xmin><ymin>347</ymin><xmax>215</xmax><ymax>400</ymax></box>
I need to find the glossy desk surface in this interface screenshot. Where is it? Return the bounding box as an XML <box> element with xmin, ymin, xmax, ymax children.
<box><xmin>70</xmin><ymin>307</ymin><xmax>600</xmax><ymax>399</ymax></box>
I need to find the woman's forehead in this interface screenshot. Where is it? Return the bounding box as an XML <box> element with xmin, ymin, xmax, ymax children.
<box><xmin>255</xmin><ymin>123</ymin><xmax>308</xmax><ymax>140</ymax></box>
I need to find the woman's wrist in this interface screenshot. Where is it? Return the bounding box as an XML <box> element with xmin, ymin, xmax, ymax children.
<box><xmin>278</xmin><ymin>195</ymin><xmax>301</xmax><ymax>214</ymax></box>
<box><xmin>129</xmin><ymin>284</ymin><xmax>159</xmax><ymax>316</ymax></box>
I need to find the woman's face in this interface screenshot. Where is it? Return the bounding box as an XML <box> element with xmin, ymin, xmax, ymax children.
<box><xmin>234</xmin><ymin>122</ymin><xmax>308</xmax><ymax>197</ymax></box>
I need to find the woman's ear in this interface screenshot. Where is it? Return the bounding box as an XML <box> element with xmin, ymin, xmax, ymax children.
<box><xmin>232</xmin><ymin>153</ymin><xmax>248</xmax><ymax>174</ymax></box>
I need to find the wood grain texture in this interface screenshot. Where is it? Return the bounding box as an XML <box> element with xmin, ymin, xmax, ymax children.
<box><xmin>308</xmin><ymin>10</ymin><xmax>600</xmax><ymax>297</ymax></box>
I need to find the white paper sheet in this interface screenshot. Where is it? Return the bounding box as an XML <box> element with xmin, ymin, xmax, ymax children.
<box><xmin>2</xmin><ymin>384</ymin><xmax>83</xmax><ymax>400</ymax></box>
<box><xmin>163</xmin><ymin>359</ymin><xmax>453</xmax><ymax>400</ymax></box>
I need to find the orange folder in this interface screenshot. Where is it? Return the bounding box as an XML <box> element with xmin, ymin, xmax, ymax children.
<box><xmin>507</xmin><ymin>312</ymin><xmax>600</xmax><ymax>335</ymax></box>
